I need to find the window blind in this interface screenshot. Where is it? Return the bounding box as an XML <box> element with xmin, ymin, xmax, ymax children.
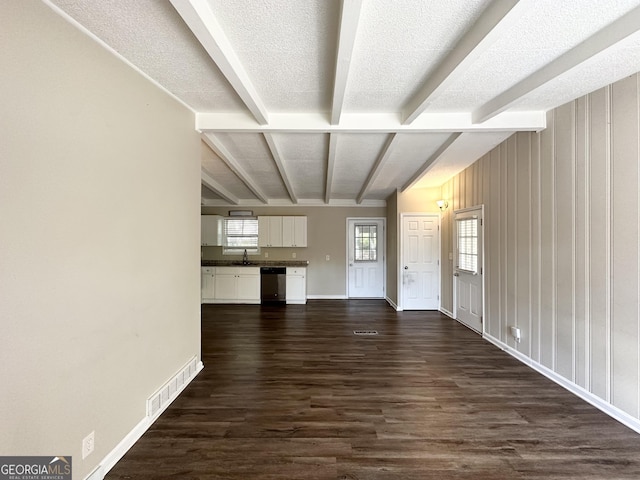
<box><xmin>224</xmin><ymin>218</ymin><xmax>258</xmax><ymax>250</ymax></box>
<box><xmin>456</xmin><ymin>217</ymin><xmax>478</xmax><ymax>273</ymax></box>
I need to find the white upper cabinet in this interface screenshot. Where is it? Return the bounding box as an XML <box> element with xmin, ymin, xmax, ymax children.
<box><xmin>282</xmin><ymin>216</ymin><xmax>307</xmax><ymax>247</ymax></box>
<box><xmin>258</xmin><ymin>216</ymin><xmax>283</xmax><ymax>247</ymax></box>
<box><xmin>201</xmin><ymin>215</ymin><xmax>224</xmax><ymax>246</ymax></box>
<box><xmin>259</xmin><ymin>216</ymin><xmax>307</xmax><ymax>248</ymax></box>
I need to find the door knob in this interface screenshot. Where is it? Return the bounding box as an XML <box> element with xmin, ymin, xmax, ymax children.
<box><xmin>404</xmin><ymin>266</ymin><xmax>408</xmax><ymax>270</ymax></box>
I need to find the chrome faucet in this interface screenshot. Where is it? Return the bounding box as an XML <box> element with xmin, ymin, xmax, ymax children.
<box><xmin>242</xmin><ymin>249</ymin><xmax>249</xmax><ymax>265</ymax></box>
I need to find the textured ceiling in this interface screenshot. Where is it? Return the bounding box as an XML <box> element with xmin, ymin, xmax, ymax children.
<box><xmin>47</xmin><ymin>0</ymin><xmax>640</xmax><ymax>206</ymax></box>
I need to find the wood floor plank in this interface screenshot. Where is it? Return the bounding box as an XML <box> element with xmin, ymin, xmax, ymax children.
<box><xmin>105</xmin><ymin>300</ymin><xmax>640</xmax><ymax>479</ymax></box>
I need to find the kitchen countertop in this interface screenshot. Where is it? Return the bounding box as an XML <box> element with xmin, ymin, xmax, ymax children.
<box><xmin>201</xmin><ymin>260</ymin><xmax>309</xmax><ymax>267</ymax></box>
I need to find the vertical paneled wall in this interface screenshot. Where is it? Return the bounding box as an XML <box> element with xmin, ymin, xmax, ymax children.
<box><xmin>441</xmin><ymin>73</ymin><xmax>640</xmax><ymax>421</ymax></box>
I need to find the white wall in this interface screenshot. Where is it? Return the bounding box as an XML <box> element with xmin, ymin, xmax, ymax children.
<box><xmin>0</xmin><ymin>2</ymin><xmax>201</xmax><ymax>478</ymax></box>
<box><xmin>441</xmin><ymin>73</ymin><xmax>640</xmax><ymax>427</ymax></box>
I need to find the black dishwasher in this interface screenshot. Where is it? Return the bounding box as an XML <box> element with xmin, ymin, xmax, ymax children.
<box><xmin>260</xmin><ymin>267</ymin><xmax>286</xmax><ymax>303</ymax></box>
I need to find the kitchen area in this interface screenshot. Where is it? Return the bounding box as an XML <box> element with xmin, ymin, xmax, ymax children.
<box><xmin>201</xmin><ymin>214</ymin><xmax>308</xmax><ymax>305</ymax></box>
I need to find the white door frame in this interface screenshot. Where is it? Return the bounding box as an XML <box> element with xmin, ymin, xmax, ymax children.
<box><xmin>453</xmin><ymin>205</ymin><xmax>485</xmax><ymax>334</ymax></box>
<box><xmin>346</xmin><ymin>217</ymin><xmax>386</xmax><ymax>298</ymax></box>
<box><xmin>399</xmin><ymin>213</ymin><xmax>441</xmax><ymax>311</ymax></box>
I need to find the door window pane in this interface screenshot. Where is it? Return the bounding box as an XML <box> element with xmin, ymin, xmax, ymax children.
<box><xmin>456</xmin><ymin>218</ymin><xmax>478</xmax><ymax>273</ymax></box>
<box><xmin>355</xmin><ymin>224</ymin><xmax>377</xmax><ymax>261</ymax></box>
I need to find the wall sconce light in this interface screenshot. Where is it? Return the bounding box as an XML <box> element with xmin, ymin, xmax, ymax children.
<box><xmin>436</xmin><ymin>200</ymin><xmax>448</xmax><ymax>211</ymax></box>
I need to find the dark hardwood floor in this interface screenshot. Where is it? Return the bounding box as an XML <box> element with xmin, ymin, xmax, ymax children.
<box><xmin>106</xmin><ymin>300</ymin><xmax>640</xmax><ymax>479</ymax></box>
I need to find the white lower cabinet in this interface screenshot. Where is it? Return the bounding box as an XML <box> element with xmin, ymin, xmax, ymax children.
<box><xmin>201</xmin><ymin>267</ymin><xmax>215</xmax><ymax>303</ymax></box>
<box><xmin>214</xmin><ymin>268</ymin><xmax>238</xmax><ymax>300</ymax></box>
<box><xmin>236</xmin><ymin>271</ymin><xmax>261</xmax><ymax>301</ymax></box>
<box><xmin>203</xmin><ymin>267</ymin><xmax>260</xmax><ymax>304</ymax></box>
<box><xmin>203</xmin><ymin>266</ymin><xmax>305</xmax><ymax>305</ymax></box>
<box><xmin>286</xmin><ymin>267</ymin><xmax>307</xmax><ymax>304</ymax></box>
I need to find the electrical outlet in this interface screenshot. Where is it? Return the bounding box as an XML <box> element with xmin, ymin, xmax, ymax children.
<box><xmin>264</xmin><ymin>251</ymin><xmax>269</xmax><ymax>258</ymax></box>
<box><xmin>326</xmin><ymin>255</ymin><xmax>330</xmax><ymax>261</ymax></box>
<box><xmin>292</xmin><ymin>252</ymin><xmax>296</xmax><ymax>258</ymax></box>
<box><xmin>82</xmin><ymin>431</ymin><xmax>95</xmax><ymax>459</ymax></box>
<box><xmin>510</xmin><ymin>326</ymin><xmax>521</xmax><ymax>343</ymax></box>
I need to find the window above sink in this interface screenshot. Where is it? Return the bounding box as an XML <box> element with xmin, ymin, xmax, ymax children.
<box><xmin>223</xmin><ymin>217</ymin><xmax>259</xmax><ymax>255</ymax></box>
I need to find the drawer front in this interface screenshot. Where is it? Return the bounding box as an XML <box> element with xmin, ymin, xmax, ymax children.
<box><xmin>202</xmin><ymin>267</ymin><xmax>215</xmax><ymax>274</ymax></box>
<box><xmin>215</xmin><ymin>267</ymin><xmax>238</xmax><ymax>275</ymax></box>
<box><xmin>286</xmin><ymin>267</ymin><xmax>306</xmax><ymax>276</ymax></box>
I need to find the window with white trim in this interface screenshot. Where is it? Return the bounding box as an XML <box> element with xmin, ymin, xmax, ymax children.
<box><xmin>223</xmin><ymin>218</ymin><xmax>259</xmax><ymax>255</ymax></box>
<box><xmin>456</xmin><ymin>217</ymin><xmax>478</xmax><ymax>274</ymax></box>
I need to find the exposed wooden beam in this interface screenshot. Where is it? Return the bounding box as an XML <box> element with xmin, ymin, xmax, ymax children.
<box><xmin>170</xmin><ymin>0</ymin><xmax>269</xmax><ymax>124</ymax></box>
<box><xmin>325</xmin><ymin>134</ymin><xmax>338</xmax><ymax>204</ymax></box>
<box><xmin>356</xmin><ymin>134</ymin><xmax>399</xmax><ymax>204</ymax></box>
<box><xmin>202</xmin><ymin>134</ymin><xmax>268</xmax><ymax>204</ymax></box>
<box><xmin>331</xmin><ymin>0</ymin><xmax>364</xmax><ymax>125</ymax></box>
<box><xmin>201</xmin><ymin>168</ymin><xmax>239</xmax><ymax>205</ymax></box>
<box><xmin>263</xmin><ymin>133</ymin><xmax>298</xmax><ymax>204</ymax></box>
<box><xmin>197</xmin><ymin>111</ymin><xmax>546</xmax><ymax>132</ymax></box>
<box><xmin>473</xmin><ymin>4</ymin><xmax>640</xmax><ymax>123</ymax></box>
<box><xmin>403</xmin><ymin>0</ymin><xmax>527</xmax><ymax>124</ymax></box>
<box><xmin>401</xmin><ymin>133</ymin><xmax>462</xmax><ymax>191</ymax></box>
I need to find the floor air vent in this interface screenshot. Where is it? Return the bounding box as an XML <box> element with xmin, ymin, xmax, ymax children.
<box><xmin>146</xmin><ymin>356</ymin><xmax>200</xmax><ymax>420</ymax></box>
<box><xmin>354</xmin><ymin>330</ymin><xmax>378</xmax><ymax>335</ymax></box>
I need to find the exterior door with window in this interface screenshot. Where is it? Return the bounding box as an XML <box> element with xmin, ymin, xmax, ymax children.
<box><xmin>347</xmin><ymin>218</ymin><xmax>385</xmax><ymax>298</ymax></box>
<box><xmin>454</xmin><ymin>207</ymin><xmax>484</xmax><ymax>333</ymax></box>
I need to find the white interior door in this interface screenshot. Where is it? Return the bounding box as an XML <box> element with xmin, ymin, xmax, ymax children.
<box><xmin>401</xmin><ymin>214</ymin><xmax>440</xmax><ymax>310</ymax></box>
<box><xmin>454</xmin><ymin>207</ymin><xmax>484</xmax><ymax>333</ymax></box>
<box><xmin>347</xmin><ymin>218</ymin><xmax>385</xmax><ymax>298</ymax></box>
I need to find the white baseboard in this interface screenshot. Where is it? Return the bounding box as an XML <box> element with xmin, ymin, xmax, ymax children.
<box><xmin>86</xmin><ymin>358</ymin><xmax>204</xmax><ymax>480</ymax></box>
<box><xmin>483</xmin><ymin>333</ymin><xmax>640</xmax><ymax>435</ymax></box>
<box><xmin>386</xmin><ymin>297</ymin><xmax>399</xmax><ymax>311</ymax></box>
<box><xmin>306</xmin><ymin>294</ymin><xmax>348</xmax><ymax>300</ymax></box>
<box><xmin>439</xmin><ymin>307</ymin><xmax>453</xmax><ymax>318</ymax></box>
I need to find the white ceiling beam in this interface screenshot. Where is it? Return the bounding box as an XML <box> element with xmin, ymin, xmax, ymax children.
<box><xmin>263</xmin><ymin>133</ymin><xmax>298</xmax><ymax>204</ymax></box>
<box><xmin>170</xmin><ymin>0</ymin><xmax>269</xmax><ymax>124</ymax></box>
<box><xmin>325</xmin><ymin>134</ymin><xmax>338</xmax><ymax>203</ymax></box>
<box><xmin>356</xmin><ymin>134</ymin><xmax>399</xmax><ymax>204</ymax></box>
<box><xmin>401</xmin><ymin>133</ymin><xmax>462</xmax><ymax>191</ymax></box>
<box><xmin>201</xmin><ymin>198</ymin><xmax>387</xmax><ymax>208</ymax></box>
<box><xmin>331</xmin><ymin>0</ymin><xmax>364</xmax><ymax>125</ymax></box>
<box><xmin>403</xmin><ymin>0</ymin><xmax>528</xmax><ymax>125</ymax></box>
<box><xmin>473</xmin><ymin>4</ymin><xmax>640</xmax><ymax>124</ymax></box>
<box><xmin>202</xmin><ymin>134</ymin><xmax>268</xmax><ymax>204</ymax></box>
<box><xmin>201</xmin><ymin>168</ymin><xmax>239</xmax><ymax>205</ymax></box>
<box><xmin>197</xmin><ymin>111</ymin><xmax>545</xmax><ymax>132</ymax></box>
